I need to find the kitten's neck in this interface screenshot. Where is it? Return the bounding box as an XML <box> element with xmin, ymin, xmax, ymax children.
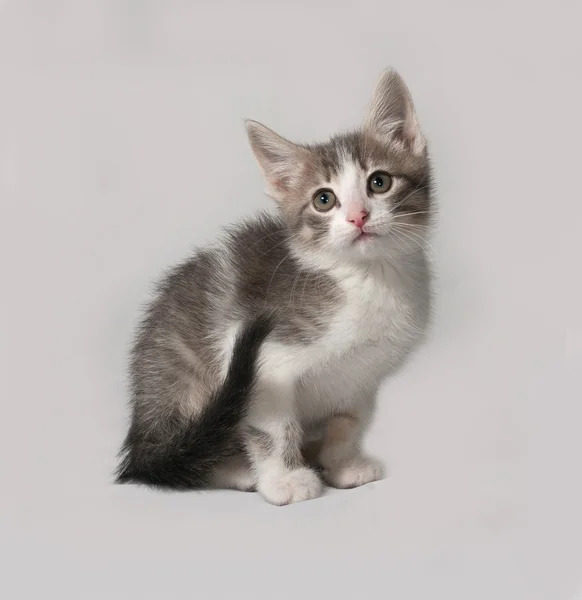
<box><xmin>287</xmin><ymin>236</ymin><xmax>411</xmax><ymax>275</ymax></box>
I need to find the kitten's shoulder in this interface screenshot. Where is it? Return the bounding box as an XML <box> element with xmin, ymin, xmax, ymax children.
<box><xmin>221</xmin><ymin>211</ymin><xmax>287</xmax><ymax>258</ymax></box>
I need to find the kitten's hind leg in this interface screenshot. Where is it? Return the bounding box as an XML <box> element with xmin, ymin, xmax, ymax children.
<box><xmin>319</xmin><ymin>410</ymin><xmax>384</xmax><ymax>489</ymax></box>
<box><xmin>210</xmin><ymin>453</ymin><xmax>257</xmax><ymax>492</ymax></box>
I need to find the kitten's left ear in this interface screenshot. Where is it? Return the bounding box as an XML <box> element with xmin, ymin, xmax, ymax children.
<box><xmin>364</xmin><ymin>69</ymin><xmax>426</xmax><ymax>155</ymax></box>
<box><xmin>245</xmin><ymin>120</ymin><xmax>307</xmax><ymax>201</ymax></box>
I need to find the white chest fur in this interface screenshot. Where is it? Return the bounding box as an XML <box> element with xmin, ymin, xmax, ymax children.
<box><xmin>325</xmin><ymin>260</ymin><xmax>426</xmax><ymax>358</ymax></box>
<box><xmin>248</xmin><ymin>254</ymin><xmax>430</xmax><ymax>422</ymax></box>
<box><xmin>293</xmin><ymin>258</ymin><xmax>429</xmax><ymax>420</ymax></box>
<box><xmin>257</xmin><ymin>257</ymin><xmax>425</xmax><ymax>388</ymax></box>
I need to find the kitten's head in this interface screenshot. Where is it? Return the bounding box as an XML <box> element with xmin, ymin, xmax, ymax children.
<box><xmin>246</xmin><ymin>69</ymin><xmax>432</xmax><ymax>264</ymax></box>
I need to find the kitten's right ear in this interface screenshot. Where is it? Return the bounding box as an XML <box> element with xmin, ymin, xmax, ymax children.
<box><xmin>245</xmin><ymin>120</ymin><xmax>306</xmax><ymax>200</ymax></box>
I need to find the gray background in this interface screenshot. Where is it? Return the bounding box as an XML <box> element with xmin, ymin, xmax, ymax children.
<box><xmin>1</xmin><ymin>1</ymin><xmax>581</xmax><ymax>599</ymax></box>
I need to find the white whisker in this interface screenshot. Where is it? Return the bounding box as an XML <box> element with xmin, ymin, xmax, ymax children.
<box><xmin>288</xmin><ymin>271</ymin><xmax>302</xmax><ymax>310</ymax></box>
<box><xmin>392</xmin><ymin>174</ymin><xmax>429</xmax><ymax>210</ymax></box>
<box><xmin>260</xmin><ymin>237</ymin><xmax>290</xmax><ymax>256</ymax></box>
<box><xmin>266</xmin><ymin>254</ymin><xmax>290</xmax><ymax>299</ymax></box>
<box><xmin>392</xmin><ymin>225</ymin><xmax>434</xmax><ymax>253</ymax></box>
<box><xmin>392</xmin><ymin>210</ymin><xmax>430</xmax><ymax>219</ymax></box>
<box><xmin>249</xmin><ymin>228</ymin><xmax>286</xmax><ymax>249</ymax></box>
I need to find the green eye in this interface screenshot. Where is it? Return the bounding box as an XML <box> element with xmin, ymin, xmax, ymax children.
<box><xmin>368</xmin><ymin>171</ymin><xmax>392</xmax><ymax>194</ymax></box>
<box><xmin>312</xmin><ymin>189</ymin><xmax>337</xmax><ymax>212</ymax></box>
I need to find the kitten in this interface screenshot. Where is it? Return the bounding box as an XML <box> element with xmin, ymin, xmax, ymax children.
<box><xmin>116</xmin><ymin>69</ymin><xmax>433</xmax><ymax>505</ymax></box>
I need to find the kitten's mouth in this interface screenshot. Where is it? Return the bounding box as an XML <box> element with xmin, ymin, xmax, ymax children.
<box><xmin>354</xmin><ymin>231</ymin><xmax>377</xmax><ymax>243</ymax></box>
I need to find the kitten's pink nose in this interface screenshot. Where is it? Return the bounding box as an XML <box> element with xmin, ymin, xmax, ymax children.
<box><xmin>347</xmin><ymin>210</ymin><xmax>369</xmax><ymax>229</ymax></box>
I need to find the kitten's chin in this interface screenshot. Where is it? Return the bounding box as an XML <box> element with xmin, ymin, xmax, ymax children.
<box><xmin>331</xmin><ymin>235</ymin><xmax>391</xmax><ymax>263</ymax></box>
<box><xmin>291</xmin><ymin>235</ymin><xmax>394</xmax><ymax>268</ymax></box>
<box><xmin>354</xmin><ymin>231</ymin><xmax>377</xmax><ymax>243</ymax></box>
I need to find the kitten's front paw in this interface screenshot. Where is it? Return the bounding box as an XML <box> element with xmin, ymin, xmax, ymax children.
<box><xmin>324</xmin><ymin>456</ymin><xmax>384</xmax><ymax>489</ymax></box>
<box><xmin>259</xmin><ymin>468</ymin><xmax>323</xmax><ymax>506</ymax></box>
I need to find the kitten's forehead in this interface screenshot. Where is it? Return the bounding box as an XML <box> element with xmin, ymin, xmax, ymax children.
<box><xmin>308</xmin><ymin>131</ymin><xmax>428</xmax><ymax>181</ymax></box>
<box><xmin>310</xmin><ymin>133</ymin><xmax>367</xmax><ymax>179</ymax></box>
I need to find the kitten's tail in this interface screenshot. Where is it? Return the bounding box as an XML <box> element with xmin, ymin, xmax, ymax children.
<box><xmin>115</xmin><ymin>315</ymin><xmax>272</xmax><ymax>489</ymax></box>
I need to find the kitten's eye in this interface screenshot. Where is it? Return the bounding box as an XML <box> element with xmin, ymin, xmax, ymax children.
<box><xmin>368</xmin><ymin>171</ymin><xmax>392</xmax><ymax>194</ymax></box>
<box><xmin>312</xmin><ymin>189</ymin><xmax>337</xmax><ymax>212</ymax></box>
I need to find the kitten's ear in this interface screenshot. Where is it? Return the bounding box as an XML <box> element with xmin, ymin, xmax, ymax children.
<box><xmin>245</xmin><ymin>120</ymin><xmax>307</xmax><ymax>200</ymax></box>
<box><xmin>364</xmin><ymin>69</ymin><xmax>426</xmax><ymax>155</ymax></box>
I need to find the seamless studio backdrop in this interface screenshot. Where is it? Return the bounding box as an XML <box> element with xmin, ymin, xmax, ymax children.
<box><xmin>1</xmin><ymin>2</ymin><xmax>581</xmax><ymax>599</ymax></box>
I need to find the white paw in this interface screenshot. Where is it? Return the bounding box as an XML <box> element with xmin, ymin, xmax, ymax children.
<box><xmin>259</xmin><ymin>468</ymin><xmax>323</xmax><ymax>506</ymax></box>
<box><xmin>324</xmin><ymin>456</ymin><xmax>384</xmax><ymax>489</ymax></box>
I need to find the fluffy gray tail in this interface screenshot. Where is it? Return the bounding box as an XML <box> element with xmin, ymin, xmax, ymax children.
<box><xmin>115</xmin><ymin>316</ymin><xmax>272</xmax><ymax>489</ymax></box>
